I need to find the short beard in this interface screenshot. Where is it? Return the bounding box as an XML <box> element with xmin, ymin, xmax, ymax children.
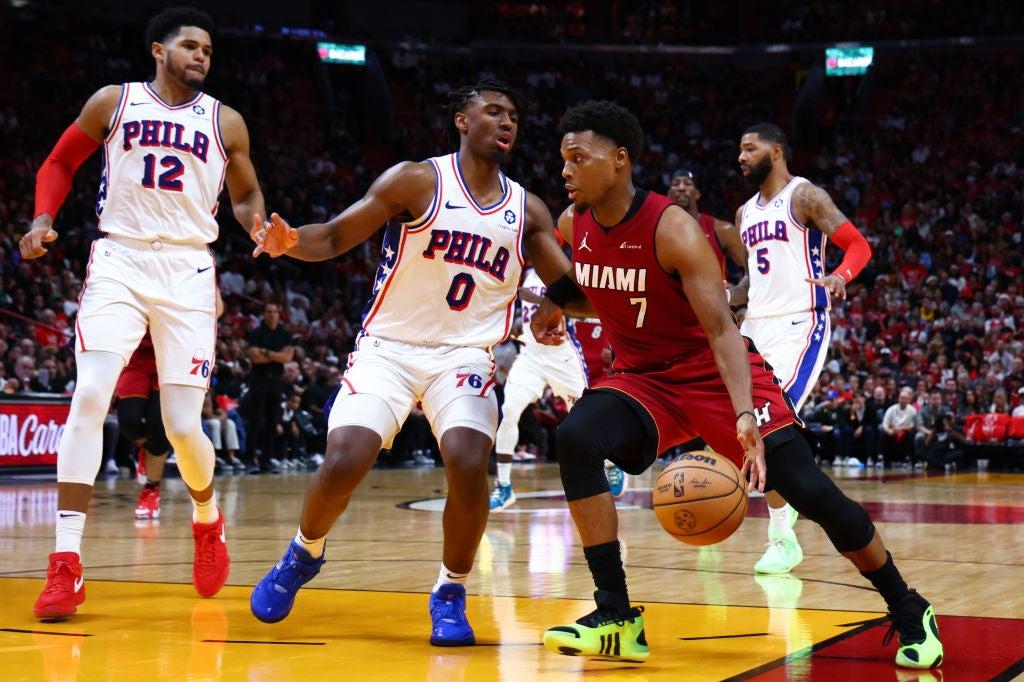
<box><xmin>167</xmin><ymin>61</ymin><xmax>204</xmax><ymax>91</ymax></box>
<box><xmin>743</xmin><ymin>157</ymin><xmax>771</xmax><ymax>188</ymax></box>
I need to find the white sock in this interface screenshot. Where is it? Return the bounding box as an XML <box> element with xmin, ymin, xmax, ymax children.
<box><xmin>191</xmin><ymin>491</ymin><xmax>219</xmax><ymax>525</ymax></box>
<box><xmin>496</xmin><ymin>461</ymin><xmax>512</xmax><ymax>486</ymax></box>
<box><xmin>767</xmin><ymin>503</ymin><xmax>795</xmax><ymax>536</ymax></box>
<box><xmin>432</xmin><ymin>563</ymin><xmax>469</xmax><ymax>593</ymax></box>
<box><xmin>55</xmin><ymin>510</ymin><xmax>86</xmax><ymax>555</ymax></box>
<box><xmin>295</xmin><ymin>530</ymin><xmax>326</xmax><ymax>559</ymax></box>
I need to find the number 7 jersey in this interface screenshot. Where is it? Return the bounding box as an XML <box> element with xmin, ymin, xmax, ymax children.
<box><xmin>97</xmin><ymin>82</ymin><xmax>228</xmax><ymax>245</ymax></box>
<box><xmin>359</xmin><ymin>152</ymin><xmax>526</xmax><ymax>349</ymax></box>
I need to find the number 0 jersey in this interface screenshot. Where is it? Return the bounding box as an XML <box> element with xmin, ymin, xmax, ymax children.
<box><xmin>359</xmin><ymin>153</ymin><xmax>526</xmax><ymax>349</ymax></box>
<box><xmin>737</xmin><ymin>176</ymin><xmax>830</xmax><ymax>319</ymax></box>
<box><xmin>97</xmin><ymin>82</ymin><xmax>228</xmax><ymax>245</ymax></box>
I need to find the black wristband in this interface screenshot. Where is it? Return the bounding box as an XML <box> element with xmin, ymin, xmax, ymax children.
<box><xmin>736</xmin><ymin>410</ymin><xmax>757</xmax><ymax>423</ymax></box>
<box><xmin>545</xmin><ymin>273</ymin><xmax>584</xmax><ymax>308</ymax></box>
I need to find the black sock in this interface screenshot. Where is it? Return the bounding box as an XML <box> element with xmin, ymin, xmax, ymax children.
<box><xmin>145</xmin><ymin>481</ymin><xmax>160</xmax><ymax>490</ymax></box>
<box><xmin>860</xmin><ymin>551</ymin><xmax>910</xmax><ymax>609</ymax></box>
<box><xmin>583</xmin><ymin>541</ymin><xmax>628</xmax><ymax>605</ymax></box>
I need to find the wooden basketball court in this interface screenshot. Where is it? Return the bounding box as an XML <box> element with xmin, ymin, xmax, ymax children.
<box><xmin>2</xmin><ymin>462</ymin><xmax>1023</xmax><ymax>680</ymax></box>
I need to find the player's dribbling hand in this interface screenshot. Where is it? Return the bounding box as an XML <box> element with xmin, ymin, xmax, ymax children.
<box><xmin>529</xmin><ymin>298</ymin><xmax>566</xmax><ymax>345</ymax></box>
<box><xmin>253</xmin><ymin>212</ymin><xmax>299</xmax><ymax>258</ymax></box>
<box><xmin>735</xmin><ymin>413</ymin><xmax>766</xmax><ymax>493</ymax></box>
<box><xmin>19</xmin><ymin>223</ymin><xmax>58</xmax><ymax>260</ymax></box>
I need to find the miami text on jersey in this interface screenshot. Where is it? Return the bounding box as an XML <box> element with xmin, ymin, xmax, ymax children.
<box><xmin>574</xmin><ymin>263</ymin><xmax>648</xmax><ymax>292</ymax></box>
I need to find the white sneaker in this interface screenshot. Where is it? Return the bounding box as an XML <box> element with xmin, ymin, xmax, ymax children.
<box><xmin>755</xmin><ymin>533</ymin><xmax>804</xmax><ymax>574</ymax></box>
<box><xmin>846</xmin><ymin>457</ymin><xmax>863</xmax><ymax>468</ymax></box>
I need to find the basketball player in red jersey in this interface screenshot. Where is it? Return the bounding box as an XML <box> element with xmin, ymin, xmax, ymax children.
<box><xmin>21</xmin><ymin>7</ymin><xmax>268</xmax><ymax>620</ymax></box>
<box><xmin>531</xmin><ymin>101</ymin><xmax>942</xmax><ymax>670</ymax></box>
<box><xmin>667</xmin><ymin>168</ymin><xmax>746</xmax><ymax>287</ymax></box>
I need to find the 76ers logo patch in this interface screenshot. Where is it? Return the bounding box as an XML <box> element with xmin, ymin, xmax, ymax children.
<box><xmin>189</xmin><ymin>347</ymin><xmax>211</xmax><ymax>378</ymax></box>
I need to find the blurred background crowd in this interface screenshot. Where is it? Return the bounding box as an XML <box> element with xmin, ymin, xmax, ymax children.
<box><xmin>1</xmin><ymin>0</ymin><xmax>1021</xmax><ymax>472</ymax></box>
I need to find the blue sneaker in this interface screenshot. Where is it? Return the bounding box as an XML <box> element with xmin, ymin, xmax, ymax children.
<box><xmin>250</xmin><ymin>540</ymin><xmax>325</xmax><ymax>623</ymax></box>
<box><xmin>429</xmin><ymin>583</ymin><xmax>475</xmax><ymax>646</ymax></box>
<box><xmin>605</xmin><ymin>462</ymin><xmax>627</xmax><ymax>499</ymax></box>
<box><xmin>489</xmin><ymin>482</ymin><xmax>516</xmax><ymax>512</ymax></box>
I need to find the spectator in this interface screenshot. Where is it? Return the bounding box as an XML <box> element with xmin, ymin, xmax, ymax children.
<box><xmin>920</xmin><ymin>412</ymin><xmax>966</xmax><ymax>472</ymax></box>
<box><xmin>244</xmin><ymin>302</ymin><xmax>295</xmax><ymax>473</ymax></box>
<box><xmin>881</xmin><ymin>387</ymin><xmax>918</xmax><ymax>468</ymax></box>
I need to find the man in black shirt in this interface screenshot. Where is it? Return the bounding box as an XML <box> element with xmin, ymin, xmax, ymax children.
<box><xmin>245</xmin><ymin>303</ymin><xmax>294</xmax><ymax>472</ymax></box>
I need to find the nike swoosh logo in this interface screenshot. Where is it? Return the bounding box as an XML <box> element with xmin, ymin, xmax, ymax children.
<box><xmin>197</xmin><ymin>266</ymin><xmax>214</xmax><ymax>273</ymax></box>
<box><xmin>791</xmin><ymin>320</ymin><xmax>806</xmax><ymax>326</ymax></box>
<box><xmin>444</xmin><ymin>200</ymin><xmax>467</xmax><ymax>209</ymax></box>
<box><xmin>73</xmin><ymin>576</ymin><xmax>84</xmax><ymax>593</ymax></box>
<box><xmin>129</xmin><ymin>102</ymin><xmax>147</xmax><ymax>106</ymax></box>
<box><xmin>58</xmin><ymin>512</ymin><xmax>78</xmax><ymax>518</ymax></box>
<box><xmin>219</xmin><ymin>528</ymin><xmax>226</xmax><ymax>543</ymax></box>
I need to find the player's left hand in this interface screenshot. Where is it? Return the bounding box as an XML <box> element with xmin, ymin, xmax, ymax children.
<box><xmin>529</xmin><ymin>298</ymin><xmax>566</xmax><ymax>345</ymax></box>
<box><xmin>253</xmin><ymin>212</ymin><xmax>299</xmax><ymax>258</ymax></box>
<box><xmin>735</xmin><ymin>413</ymin><xmax>766</xmax><ymax>493</ymax></box>
<box><xmin>806</xmin><ymin>273</ymin><xmax>847</xmax><ymax>301</ymax></box>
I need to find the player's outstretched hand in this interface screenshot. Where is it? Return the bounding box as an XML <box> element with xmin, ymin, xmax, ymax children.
<box><xmin>253</xmin><ymin>212</ymin><xmax>298</xmax><ymax>258</ymax></box>
<box><xmin>19</xmin><ymin>224</ymin><xmax>58</xmax><ymax>260</ymax></box>
<box><xmin>529</xmin><ymin>298</ymin><xmax>566</xmax><ymax>345</ymax></box>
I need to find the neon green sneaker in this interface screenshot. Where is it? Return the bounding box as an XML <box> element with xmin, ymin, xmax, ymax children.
<box><xmin>884</xmin><ymin>590</ymin><xmax>943</xmax><ymax>669</ymax></box>
<box><xmin>544</xmin><ymin>591</ymin><xmax>649</xmax><ymax>662</ymax></box>
<box><xmin>754</xmin><ymin>531</ymin><xmax>804</xmax><ymax>574</ymax></box>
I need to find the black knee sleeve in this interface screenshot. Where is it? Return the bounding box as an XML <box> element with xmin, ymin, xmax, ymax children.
<box><xmin>116</xmin><ymin>397</ymin><xmax>148</xmax><ymax>443</ymax></box>
<box><xmin>556</xmin><ymin>390</ymin><xmax>651</xmax><ymax>501</ymax></box>
<box><xmin>765</xmin><ymin>428</ymin><xmax>875</xmax><ymax>553</ymax></box>
<box><xmin>143</xmin><ymin>393</ymin><xmax>170</xmax><ymax>455</ymax></box>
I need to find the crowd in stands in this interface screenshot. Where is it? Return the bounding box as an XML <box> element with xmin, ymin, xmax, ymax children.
<box><xmin>1</xmin><ymin>5</ymin><xmax>1022</xmax><ymax>472</ymax></box>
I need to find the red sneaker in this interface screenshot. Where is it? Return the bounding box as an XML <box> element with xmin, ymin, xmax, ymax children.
<box><xmin>134</xmin><ymin>486</ymin><xmax>160</xmax><ymax>520</ymax></box>
<box><xmin>192</xmin><ymin>509</ymin><xmax>229</xmax><ymax>598</ymax></box>
<box><xmin>136</xmin><ymin>447</ymin><xmax>148</xmax><ymax>485</ymax></box>
<box><xmin>34</xmin><ymin>552</ymin><xmax>86</xmax><ymax>620</ymax></box>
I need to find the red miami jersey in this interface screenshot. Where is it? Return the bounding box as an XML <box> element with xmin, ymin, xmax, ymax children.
<box><xmin>573</xmin><ymin>318</ymin><xmax>611</xmax><ymax>385</ymax></box>
<box><xmin>572</xmin><ymin>190</ymin><xmax>707</xmax><ymax>371</ymax></box>
<box><xmin>698</xmin><ymin>212</ymin><xmax>727</xmax><ymax>279</ymax></box>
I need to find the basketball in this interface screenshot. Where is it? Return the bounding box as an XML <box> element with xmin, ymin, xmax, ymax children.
<box><xmin>652</xmin><ymin>451</ymin><xmax>748</xmax><ymax>546</ymax></box>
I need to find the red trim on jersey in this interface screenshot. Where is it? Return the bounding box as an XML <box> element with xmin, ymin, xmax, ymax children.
<box><xmin>104</xmin><ymin>84</ymin><xmax>130</xmax><ymax>145</ymax></box>
<box><xmin>142</xmin><ymin>82</ymin><xmax>204</xmax><ymax>110</ymax></box>
<box><xmin>449</xmin><ymin>153</ymin><xmax>512</xmax><ymax>215</ymax></box>
<box><xmin>410</xmin><ymin>160</ymin><xmax>442</xmax><ymax>231</ymax></box>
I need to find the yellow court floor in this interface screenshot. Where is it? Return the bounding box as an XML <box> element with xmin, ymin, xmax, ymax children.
<box><xmin>2</xmin><ymin>462</ymin><xmax>1024</xmax><ymax>680</ymax></box>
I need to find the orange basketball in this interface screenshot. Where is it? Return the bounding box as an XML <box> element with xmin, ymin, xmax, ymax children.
<box><xmin>652</xmin><ymin>451</ymin><xmax>748</xmax><ymax>546</ymax></box>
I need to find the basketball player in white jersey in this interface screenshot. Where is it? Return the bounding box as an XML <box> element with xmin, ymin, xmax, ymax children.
<box><xmin>489</xmin><ymin>266</ymin><xmax>588</xmax><ymax>511</ymax></box>
<box><xmin>19</xmin><ymin>7</ymin><xmax>268</xmax><ymax>620</ymax></box>
<box><xmin>249</xmin><ymin>81</ymin><xmax>574</xmax><ymax>647</ymax></box>
<box><xmin>733</xmin><ymin>123</ymin><xmax>872</xmax><ymax>575</ymax></box>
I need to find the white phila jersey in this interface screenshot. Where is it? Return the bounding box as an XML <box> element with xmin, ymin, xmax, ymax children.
<box><xmin>359</xmin><ymin>153</ymin><xmax>526</xmax><ymax>348</ymax></box>
<box><xmin>96</xmin><ymin>82</ymin><xmax>228</xmax><ymax>245</ymax></box>
<box><xmin>738</xmin><ymin>176</ymin><xmax>829</xmax><ymax>319</ymax></box>
<box><xmin>518</xmin><ymin>266</ymin><xmax>583</xmax><ymax>356</ymax></box>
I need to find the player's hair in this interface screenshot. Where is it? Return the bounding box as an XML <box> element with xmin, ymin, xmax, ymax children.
<box><xmin>559</xmin><ymin>100</ymin><xmax>643</xmax><ymax>163</ymax></box>
<box><xmin>743</xmin><ymin>122</ymin><xmax>790</xmax><ymax>160</ymax></box>
<box><xmin>671</xmin><ymin>168</ymin><xmax>697</xmax><ymax>184</ymax></box>
<box><xmin>444</xmin><ymin>80</ymin><xmax>526</xmax><ymax>151</ymax></box>
<box><xmin>145</xmin><ymin>7</ymin><xmax>215</xmax><ymax>48</ymax></box>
